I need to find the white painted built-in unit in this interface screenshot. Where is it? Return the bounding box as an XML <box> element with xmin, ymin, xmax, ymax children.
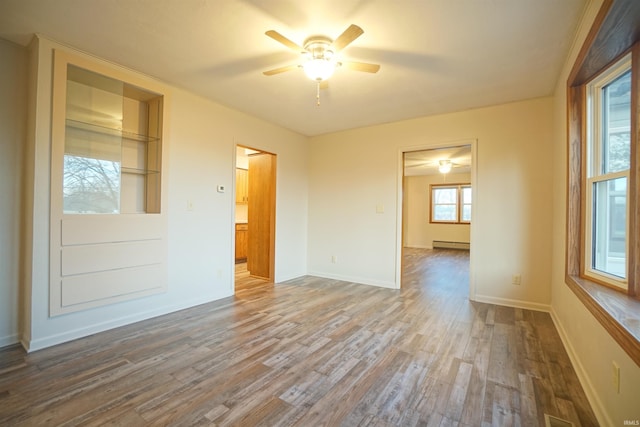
<box><xmin>49</xmin><ymin>50</ymin><xmax>167</xmax><ymax>315</ymax></box>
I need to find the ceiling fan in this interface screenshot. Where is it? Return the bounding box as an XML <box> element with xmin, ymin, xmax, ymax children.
<box><xmin>263</xmin><ymin>24</ymin><xmax>380</xmax><ymax>104</ymax></box>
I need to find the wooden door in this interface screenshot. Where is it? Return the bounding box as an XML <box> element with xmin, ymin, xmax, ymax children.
<box><xmin>247</xmin><ymin>152</ymin><xmax>276</xmax><ymax>280</ymax></box>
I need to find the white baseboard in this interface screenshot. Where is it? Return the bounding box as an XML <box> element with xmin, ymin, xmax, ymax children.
<box><xmin>471</xmin><ymin>294</ymin><xmax>551</xmax><ymax>313</ymax></box>
<box><xmin>23</xmin><ymin>293</ymin><xmax>230</xmax><ymax>352</ymax></box>
<box><xmin>306</xmin><ymin>271</ymin><xmax>398</xmax><ymax>289</ymax></box>
<box><xmin>275</xmin><ymin>271</ymin><xmax>307</xmax><ymax>284</ymax></box>
<box><xmin>549</xmin><ymin>308</ymin><xmax>611</xmax><ymax>427</ymax></box>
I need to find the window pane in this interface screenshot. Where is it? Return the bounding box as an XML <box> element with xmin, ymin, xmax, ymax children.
<box><xmin>63</xmin><ymin>155</ymin><xmax>121</xmax><ymax>213</ymax></box>
<box><xmin>462</xmin><ymin>204</ymin><xmax>471</xmax><ymax>222</ymax></box>
<box><xmin>462</xmin><ymin>187</ymin><xmax>471</xmax><ymax>203</ymax></box>
<box><xmin>434</xmin><ymin>188</ymin><xmax>456</xmax><ymax>203</ymax></box>
<box><xmin>434</xmin><ymin>205</ymin><xmax>456</xmax><ymax>221</ymax></box>
<box><xmin>602</xmin><ymin>70</ymin><xmax>631</xmax><ymax>174</ymax></box>
<box><xmin>592</xmin><ymin>177</ymin><xmax>626</xmax><ymax>278</ymax></box>
<box><xmin>65</xmin><ymin>65</ymin><xmax>124</xmax><ymax>214</ymax></box>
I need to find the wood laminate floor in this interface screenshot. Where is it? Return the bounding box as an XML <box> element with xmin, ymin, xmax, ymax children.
<box><xmin>235</xmin><ymin>262</ymin><xmax>270</xmax><ymax>293</ymax></box>
<box><xmin>0</xmin><ymin>248</ymin><xmax>598</xmax><ymax>426</ymax></box>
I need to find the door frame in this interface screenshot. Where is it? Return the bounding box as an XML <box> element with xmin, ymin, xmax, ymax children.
<box><xmin>233</xmin><ymin>144</ymin><xmax>277</xmax><ymax>287</ymax></box>
<box><xmin>395</xmin><ymin>139</ymin><xmax>478</xmax><ymax>299</ymax></box>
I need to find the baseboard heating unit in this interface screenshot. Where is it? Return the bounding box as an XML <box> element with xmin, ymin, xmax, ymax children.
<box><xmin>432</xmin><ymin>240</ymin><xmax>470</xmax><ymax>250</ymax></box>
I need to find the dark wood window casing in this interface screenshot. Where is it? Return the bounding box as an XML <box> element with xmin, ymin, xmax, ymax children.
<box><xmin>565</xmin><ymin>0</ymin><xmax>640</xmax><ymax>366</ymax></box>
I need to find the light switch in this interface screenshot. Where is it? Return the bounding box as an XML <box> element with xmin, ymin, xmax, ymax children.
<box><xmin>376</xmin><ymin>204</ymin><xmax>384</xmax><ymax>214</ymax></box>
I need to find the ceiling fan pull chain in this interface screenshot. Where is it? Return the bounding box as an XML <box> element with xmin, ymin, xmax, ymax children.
<box><xmin>316</xmin><ymin>82</ymin><xmax>321</xmax><ymax>106</ymax></box>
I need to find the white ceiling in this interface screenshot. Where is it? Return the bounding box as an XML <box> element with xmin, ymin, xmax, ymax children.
<box><xmin>0</xmin><ymin>0</ymin><xmax>587</xmax><ymax>136</ymax></box>
<box><xmin>404</xmin><ymin>145</ymin><xmax>472</xmax><ymax>177</ymax></box>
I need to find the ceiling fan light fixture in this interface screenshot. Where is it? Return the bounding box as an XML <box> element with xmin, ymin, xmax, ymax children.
<box><xmin>303</xmin><ymin>58</ymin><xmax>336</xmax><ymax>82</ymax></box>
<box><xmin>263</xmin><ymin>25</ymin><xmax>380</xmax><ymax>87</ymax></box>
<box><xmin>438</xmin><ymin>160</ymin><xmax>452</xmax><ymax>174</ymax></box>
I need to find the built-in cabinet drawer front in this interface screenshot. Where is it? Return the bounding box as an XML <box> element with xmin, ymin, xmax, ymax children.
<box><xmin>62</xmin><ymin>239</ymin><xmax>163</xmax><ymax>276</ymax></box>
<box><xmin>62</xmin><ymin>215</ymin><xmax>162</xmax><ymax>245</ymax></box>
<box><xmin>236</xmin><ymin>223</ymin><xmax>248</xmax><ymax>231</ymax></box>
<box><xmin>62</xmin><ymin>264</ymin><xmax>165</xmax><ymax>308</ymax></box>
<box><xmin>54</xmin><ymin>215</ymin><xmax>167</xmax><ymax>315</ymax></box>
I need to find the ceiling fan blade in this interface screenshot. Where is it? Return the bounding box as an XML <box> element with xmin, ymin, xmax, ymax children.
<box><xmin>265</xmin><ymin>30</ymin><xmax>306</xmax><ymax>53</ymax></box>
<box><xmin>263</xmin><ymin>65</ymin><xmax>299</xmax><ymax>76</ymax></box>
<box><xmin>342</xmin><ymin>61</ymin><xmax>380</xmax><ymax>73</ymax></box>
<box><xmin>332</xmin><ymin>24</ymin><xmax>364</xmax><ymax>52</ymax></box>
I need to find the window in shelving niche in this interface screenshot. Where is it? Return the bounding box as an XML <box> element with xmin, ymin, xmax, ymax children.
<box><xmin>63</xmin><ymin>65</ymin><xmax>162</xmax><ymax>214</ymax></box>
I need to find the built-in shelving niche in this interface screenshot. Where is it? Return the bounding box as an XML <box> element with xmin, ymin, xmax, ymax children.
<box><xmin>64</xmin><ymin>64</ymin><xmax>162</xmax><ymax>214</ymax></box>
<box><xmin>50</xmin><ymin>49</ymin><xmax>168</xmax><ymax>316</ymax></box>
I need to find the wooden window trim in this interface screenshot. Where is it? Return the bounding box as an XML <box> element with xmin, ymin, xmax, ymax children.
<box><xmin>566</xmin><ymin>0</ymin><xmax>640</xmax><ymax>366</ymax></box>
<box><xmin>429</xmin><ymin>183</ymin><xmax>471</xmax><ymax>225</ymax></box>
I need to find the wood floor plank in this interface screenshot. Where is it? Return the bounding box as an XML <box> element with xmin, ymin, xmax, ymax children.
<box><xmin>518</xmin><ymin>372</ymin><xmax>539</xmax><ymax>427</ymax></box>
<box><xmin>444</xmin><ymin>359</ymin><xmax>473</xmax><ymax>422</ymax></box>
<box><xmin>0</xmin><ymin>248</ymin><xmax>598</xmax><ymax>426</ymax></box>
<box><xmin>487</xmin><ymin>323</ymin><xmax>520</xmax><ymax>389</ymax></box>
<box><xmin>491</xmin><ymin>383</ymin><xmax>521</xmax><ymax>426</ymax></box>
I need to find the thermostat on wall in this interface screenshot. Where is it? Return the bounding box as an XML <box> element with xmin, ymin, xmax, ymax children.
<box><xmin>217</xmin><ymin>185</ymin><xmax>225</xmax><ymax>193</ymax></box>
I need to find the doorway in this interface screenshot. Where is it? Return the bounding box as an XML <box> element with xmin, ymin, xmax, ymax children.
<box><xmin>234</xmin><ymin>146</ymin><xmax>277</xmax><ymax>290</ymax></box>
<box><xmin>398</xmin><ymin>141</ymin><xmax>476</xmax><ymax>296</ymax></box>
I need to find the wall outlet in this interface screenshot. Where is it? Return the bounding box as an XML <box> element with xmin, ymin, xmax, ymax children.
<box><xmin>331</xmin><ymin>255</ymin><xmax>337</xmax><ymax>264</ymax></box>
<box><xmin>512</xmin><ymin>274</ymin><xmax>521</xmax><ymax>286</ymax></box>
<box><xmin>612</xmin><ymin>361</ymin><xmax>620</xmax><ymax>393</ymax></box>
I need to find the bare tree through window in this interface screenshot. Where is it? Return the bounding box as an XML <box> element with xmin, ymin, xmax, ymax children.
<box><xmin>63</xmin><ymin>155</ymin><xmax>120</xmax><ymax>213</ymax></box>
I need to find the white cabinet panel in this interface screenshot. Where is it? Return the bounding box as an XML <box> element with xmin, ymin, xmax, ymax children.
<box><xmin>61</xmin><ymin>215</ymin><xmax>162</xmax><ymax>245</ymax></box>
<box><xmin>61</xmin><ymin>264</ymin><xmax>164</xmax><ymax>307</ymax></box>
<box><xmin>61</xmin><ymin>240</ymin><xmax>163</xmax><ymax>276</ymax></box>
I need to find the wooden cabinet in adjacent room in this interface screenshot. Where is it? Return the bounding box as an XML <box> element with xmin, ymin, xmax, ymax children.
<box><xmin>235</xmin><ymin>223</ymin><xmax>248</xmax><ymax>262</ymax></box>
<box><xmin>235</xmin><ymin>168</ymin><xmax>248</xmax><ymax>203</ymax></box>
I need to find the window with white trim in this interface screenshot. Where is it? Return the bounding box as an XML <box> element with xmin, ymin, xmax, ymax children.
<box><xmin>585</xmin><ymin>55</ymin><xmax>631</xmax><ymax>290</ymax></box>
<box><xmin>430</xmin><ymin>184</ymin><xmax>471</xmax><ymax>224</ymax></box>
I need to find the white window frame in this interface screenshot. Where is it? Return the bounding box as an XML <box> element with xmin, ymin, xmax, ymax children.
<box><xmin>584</xmin><ymin>54</ymin><xmax>631</xmax><ymax>290</ymax></box>
<box><xmin>461</xmin><ymin>185</ymin><xmax>472</xmax><ymax>223</ymax></box>
<box><xmin>430</xmin><ymin>184</ymin><xmax>471</xmax><ymax>224</ymax></box>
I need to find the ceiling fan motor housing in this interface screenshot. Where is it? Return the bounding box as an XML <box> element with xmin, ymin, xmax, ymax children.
<box><xmin>303</xmin><ymin>36</ymin><xmax>334</xmax><ymax>60</ymax></box>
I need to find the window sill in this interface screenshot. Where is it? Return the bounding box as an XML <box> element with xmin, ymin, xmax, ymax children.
<box><xmin>566</xmin><ymin>275</ymin><xmax>640</xmax><ymax>366</ymax></box>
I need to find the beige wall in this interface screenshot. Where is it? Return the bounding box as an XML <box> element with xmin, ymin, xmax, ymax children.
<box><xmin>308</xmin><ymin>96</ymin><xmax>554</xmax><ymax>309</ymax></box>
<box><xmin>19</xmin><ymin>36</ymin><xmax>309</xmax><ymax>350</ymax></box>
<box><xmin>0</xmin><ymin>39</ymin><xmax>27</xmax><ymax>346</ymax></box>
<box><xmin>549</xmin><ymin>1</ymin><xmax>640</xmax><ymax>424</ymax></box>
<box><xmin>403</xmin><ymin>172</ymin><xmax>471</xmax><ymax>248</ymax></box>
